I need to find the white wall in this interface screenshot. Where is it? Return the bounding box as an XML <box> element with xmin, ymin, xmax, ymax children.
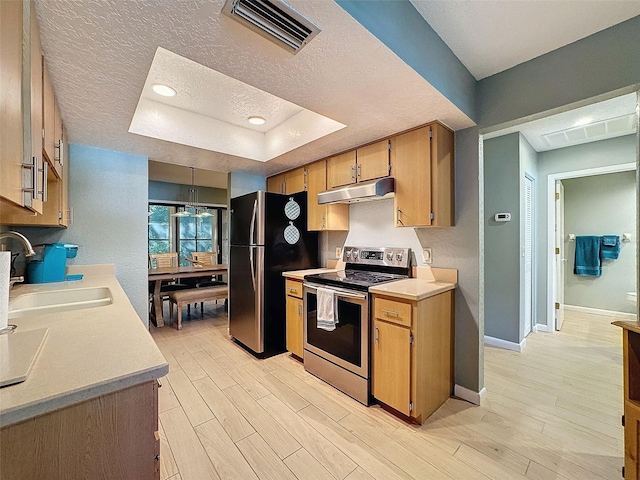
<box><xmin>326</xmin><ymin>199</ymin><xmax>426</xmax><ymax>265</ymax></box>
<box><xmin>563</xmin><ymin>171</ymin><xmax>636</xmax><ymax>314</ymax></box>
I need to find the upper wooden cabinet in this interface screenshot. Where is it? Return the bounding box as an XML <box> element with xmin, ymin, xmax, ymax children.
<box><xmin>285</xmin><ymin>167</ymin><xmax>306</xmax><ymax>194</ymax></box>
<box><xmin>327</xmin><ymin>150</ymin><xmax>357</xmax><ymax>189</ymax></box>
<box><xmin>267</xmin><ymin>173</ymin><xmax>285</xmax><ymax>194</ymax></box>
<box><xmin>266</xmin><ymin>121</ymin><xmax>454</xmax><ymax>230</ymax></box>
<box><xmin>0</xmin><ymin>0</ymin><xmax>26</xmax><ymax>210</ymax></box>
<box><xmin>391</xmin><ymin>123</ymin><xmax>454</xmax><ymax>227</ymax></box>
<box><xmin>267</xmin><ymin>168</ymin><xmax>306</xmax><ymax>195</ymax></box>
<box><xmin>306</xmin><ymin>160</ymin><xmax>348</xmax><ymax>231</ymax></box>
<box><xmin>42</xmin><ymin>59</ymin><xmax>61</xmax><ymax>178</ymax></box>
<box><xmin>0</xmin><ymin>0</ymin><xmax>47</xmax><ymax>215</ymax></box>
<box><xmin>327</xmin><ymin>140</ymin><xmax>390</xmax><ymax>189</ymax></box>
<box><xmin>356</xmin><ymin>140</ymin><xmax>390</xmax><ymax>182</ymax></box>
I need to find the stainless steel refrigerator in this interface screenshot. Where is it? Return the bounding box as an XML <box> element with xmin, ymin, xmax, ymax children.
<box><xmin>229</xmin><ymin>191</ymin><xmax>318</xmax><ymax>356</ymax></box>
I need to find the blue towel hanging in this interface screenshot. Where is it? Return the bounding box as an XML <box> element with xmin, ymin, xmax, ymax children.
<box><xmin>574</xmin><ymin>236</ymin><xmax>601</xmax><ymax>276</ymax></box>
<box><xmin>600</xmin><ymin>235</ymin><xmax>620</xmax><ymax>260</ymax></box>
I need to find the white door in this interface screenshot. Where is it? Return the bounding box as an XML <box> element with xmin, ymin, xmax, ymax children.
<box><xmin>524</xmin><ymin>176</ymin><xmax>534</xmax><ymax>336</ymax></box>
<box><xmin>554</xmin><ymin>181</ymin><xmax>565</xmax><ymax>330</ymax></box>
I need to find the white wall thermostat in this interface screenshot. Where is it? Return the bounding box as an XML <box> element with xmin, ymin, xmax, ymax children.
<box><xmin>494</xmin><ymin>213</ymin><xmax>511</xmax><ymax>222</ymax></box>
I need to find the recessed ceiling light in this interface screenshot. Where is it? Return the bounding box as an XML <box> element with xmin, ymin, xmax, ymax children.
<box><xmin>573</xmin><ymin>116</ymin><xmax>594</xmax><ymax>127</ymax></box>
<box><xmin>248</xmin><ymin>116</ymin><xmax>266</xmax><ymax>125</ymax></box>
<box><xmin>152</xmin><ymin>84</ymin><xmax>176</xmax><ymax>97</ymax></box>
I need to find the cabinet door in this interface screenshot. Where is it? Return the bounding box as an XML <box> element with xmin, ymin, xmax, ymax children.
<box><xmin>306</xmin><ymin>160</ymin><xmax>349</xmax><ymax>231</ymax></box>
<box><xmin>357</xmin><ymin>140</ymin><xmax>389</xmax><ymax>182</ymax></box>
<box><xmin>286</xmin><ymin>295</ymin><xmax>304</xmax><ymax>358</ymax></box>
<box><xmin>306</xmin><ymin>160</ymin><xmax>327</xmax><ymax>231</ymax></box>
<box><xmin>625</xmin><ymin>401</ymin><xmax>640</xmax><ymax>480</ymax></box>
<box><xmin>392</xmin><ymin>127</ymin><xmax>431</xmax><ymax>227</ymax></box>
<box><xmin>327</xmin><ymin>150</ymin><xmax>356</xmax><ymax>189</ymax></box>
<box><xmin>267</xmin><ymin>173</ymin><xmax>285</xmax><ymax>194</ymax></box>
<box><xmin>285</xmin><ymin>167</ymin><xmax>306</xmax><ymax>194</ymax></box>
<box><xmin>372</xmin><ymin>319</ymin><xmax>411</xmax><ymax>415</ymax></box>
<box><xmin>59</xmin><ymin>127</ymin><xmax>69</xmax><ymax>226</ymax></box>
<box><xmin>28</xmin><ymin>1</ymin><xmax>43</xmax><ymax>214</ymax></box>
<box><xmin>0</xmin><ymin>0</ymin><xmax>25</xmax><ymax>208</ymax></box>
<box><xmin>42</xmin><ymin>60</ymin><xmax>57</xmax><ymax>171</ymax></box>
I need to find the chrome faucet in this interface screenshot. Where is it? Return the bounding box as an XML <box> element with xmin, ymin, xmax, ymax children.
<box><xmin>0</xmin><ymin>231</ymin><xmax>36</xmax><ymax>257</ymax></box>
<box><xmin>0</xmin><ymin>231</ymin><xmax>36</xmax><ymax>288</ymax></box>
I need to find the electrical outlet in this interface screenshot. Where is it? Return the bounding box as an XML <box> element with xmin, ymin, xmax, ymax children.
<box><xmin>335</xmin><ymin>247</ymin><xmax>342</xmax><ymax>259</ymax></box>
<box><xmin>423</xmin><ymin>248</ymin><xmax>432</xmax><ymax>264</ymax></box>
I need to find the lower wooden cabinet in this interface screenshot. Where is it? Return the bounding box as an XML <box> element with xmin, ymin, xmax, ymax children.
<box><xmin>615</xmin><ymin>321</ymin><xmax>640</xmax><ymax>480</ymax></box>
<box><xmin>371</xmin><ymin>291</ymin><xmax>454</xmax><ymax>423</ymax></box>
<box><xmin>285</xmin><ymin>278</ymin><xmax>304</xmax><ymax>358</ymax></box>
<box><xmin>372</xmin><ymin>318</ymin><xmax>411</xmax><ymax>415</ymax></box>
<box><xmin>625</xmin><ymin>401</ymin><xmax>640</xmax><ymax>480</ymax></box>
<box><xmin>0</xmin><ymin>380</ymin><xmax>160</xmax><ymax>480</ymax></box>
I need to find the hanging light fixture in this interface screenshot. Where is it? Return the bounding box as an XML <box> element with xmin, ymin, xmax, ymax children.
<box><xmin>171</xmin><ymin>167</ymin><xmax>213</xmax><ymax>218</ymax></box>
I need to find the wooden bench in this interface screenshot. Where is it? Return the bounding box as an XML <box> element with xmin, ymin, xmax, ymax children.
<box><xmin>168</xmin><ymin>286</ymin><xmax>228</xmax><ymax>330</ymax></box>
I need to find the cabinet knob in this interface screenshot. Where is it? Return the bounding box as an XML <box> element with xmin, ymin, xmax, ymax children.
<box><xmin>374</xmin><ymin>326</ymin><xmax>379</xmax><ymax>343</ymax></box>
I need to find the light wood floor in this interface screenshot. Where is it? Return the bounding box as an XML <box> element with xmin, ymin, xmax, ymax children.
<box><xmin>150</xmin><ymin>305</ymin><xmax>625</xmax><ymax>480</ymax></box>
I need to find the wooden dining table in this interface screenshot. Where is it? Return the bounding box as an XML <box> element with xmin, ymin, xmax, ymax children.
<box><xmin>149</xmin><ymin>264</ymin><xmax>228</xmax><ymax>327</ymax></box>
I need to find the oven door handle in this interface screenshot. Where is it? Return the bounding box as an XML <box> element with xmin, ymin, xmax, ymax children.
<box><xmin>303</xmin><ymin>283</ymin><xmax>367</xmax><ymax>300</ymax></box>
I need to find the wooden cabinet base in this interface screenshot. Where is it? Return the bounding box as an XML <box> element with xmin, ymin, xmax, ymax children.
<box><xmin>0</xmin><ymin>381</ymin><xmax>160</xmax><ymax>480</ymax></box>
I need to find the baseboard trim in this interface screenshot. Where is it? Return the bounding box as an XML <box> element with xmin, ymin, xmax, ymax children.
<box><xmin>484</xmin><ymin>335</ymin><xmax>526</xmax><ymax>352</ymax></box>
<box><xmin>454</xmin><ymin>384</ymin><xmax>486</xmax><ymax>405</ymax></box>
<box><xmin>534</xmin><ymin>323</ymin><xmax>553</xmax><ymax>333</ymax></box>
<box><xmin>564</xmin><ymin>304</ymin><xmax>637</xmax><ymax>320</ymax></box>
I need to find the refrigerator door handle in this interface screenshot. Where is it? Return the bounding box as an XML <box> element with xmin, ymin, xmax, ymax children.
<box><xmin>249</xmin><ymin>199</ymin><xmax>257</xmax><ymax>246</ymax></box>
<box><xmin>249</xmin><ymin>246</ymin><xmax>256</xmax><ymax>293</ymax></box>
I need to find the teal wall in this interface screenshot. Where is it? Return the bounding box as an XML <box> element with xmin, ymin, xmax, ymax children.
<box><xmin>228</xmin><ymin>171</ymin><xmax>266</xmax><ymax>199</ymax></box>
<box><xmin>536</xmin><ymin>135</ymin><xmax>638</xmax><ymax>324</ymax></box>
<box><xmin>563</xmin><ymin>171</ymin><xmax>636</xmax><ymax>314</ymax></box>
<box><xmin>336</xmin><ymin>0</ymin><xmax>476</xmax><ymax>121</ymax></box>
<box><xmin>149</xmin><ymin>180</ymin><xmax>227</xmax><ymax>205</ymax></box>
<box><xmin>483</xmin><ymin>133</ymin><xmax>521</xmax><ymax>343</ymax></box>
<box><xmin>14</xmin><ymin>144</ymin><xmax>150</xmax><ymax>325</ymax></box>
<box><xmin>477</xmin><ymin>16</ymin><xmax>640</xmax><ymax>128</ymax></box>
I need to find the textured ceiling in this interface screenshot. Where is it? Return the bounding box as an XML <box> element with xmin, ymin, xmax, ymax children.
<box><xmin>35</xmin><ymin>0</ymin><xmax>473</xmax><ymax>177</ymax></box>
<box><xmin>129</xmin><ymin>47</ymin><xmax>346</xmax><ymax>162</ymax></box>
<box><xmin>483</xmin><ymin>92</ymin><xmax>638</xmax><ymax>151</ymax></box>
<box><xmin>411</xmin><ymin>0</ymin><xmax>640</xmax><ymax>80</ymax></box>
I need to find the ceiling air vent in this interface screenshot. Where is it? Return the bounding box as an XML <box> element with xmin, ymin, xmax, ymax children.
<box><xmin>222</xmin><ymin>0</ymin><xmax>321</xmax><ymax>54</ymax></box>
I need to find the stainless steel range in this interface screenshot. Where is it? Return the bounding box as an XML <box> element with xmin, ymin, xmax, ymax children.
<box><xmin>303</xmin><ymin>246</ymin><xmax>411</xmax><ymax>404</ymax></box>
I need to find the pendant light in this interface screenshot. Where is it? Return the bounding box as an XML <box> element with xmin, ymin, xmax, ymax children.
<box><xmin>171</xmin><ymin>167</ymin><xmax>213</xmax><ymax>218</ymax></box>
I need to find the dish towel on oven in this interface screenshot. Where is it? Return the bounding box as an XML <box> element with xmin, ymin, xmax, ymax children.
<box><xmin>317</xmin><ymin>287</ymin><xmax>339</xmax><ymax>331</ymax></box>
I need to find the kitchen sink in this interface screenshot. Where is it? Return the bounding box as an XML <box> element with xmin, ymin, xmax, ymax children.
<box><xmin>8</xmin><ymin>287</ymin><xmax>113</xmax><ymax>319</ymax></box>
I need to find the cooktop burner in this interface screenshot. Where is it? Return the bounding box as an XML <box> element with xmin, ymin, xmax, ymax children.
<box><xmin>304</xmin><ymin>246</ymin><xmax>412</xmax><ymax>292</ymax></box>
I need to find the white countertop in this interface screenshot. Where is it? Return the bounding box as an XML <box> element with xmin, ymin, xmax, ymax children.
<box><xmin>282</xmin><ymin>268</ymin><xmax>340</xmax><ymax>280</ymax></box>
<box><xmin>1</xmin><ymin>265</ymin><xmax>168</xmax><ymax>427</ymax></box>
<box><xmin>369</xmin><ymin>278</ymin><xmax>456</xmax><ymax>301</ymax></box>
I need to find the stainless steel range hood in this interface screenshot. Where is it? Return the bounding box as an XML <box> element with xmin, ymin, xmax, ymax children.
<box><xmin>317</xmin><ymin>177</ymin><xmax>395</xmax><ymax>205</ymax></box>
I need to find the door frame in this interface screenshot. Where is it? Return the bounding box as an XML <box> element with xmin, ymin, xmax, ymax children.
<box><xmin>545</xmin><ymin>162</ymin><xmax>636</xmax><ymax>331</ymax></box>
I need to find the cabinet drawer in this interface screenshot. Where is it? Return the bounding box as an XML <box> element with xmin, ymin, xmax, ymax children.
<box><xmin>285</xmin><ymin>279</ymin><xmax>303</xmax><ymax>298</ymax></box>
<box><xmin>374</xmin><ymin>298</ymin><xmax>412</xmax><ymax>327</ymax></box>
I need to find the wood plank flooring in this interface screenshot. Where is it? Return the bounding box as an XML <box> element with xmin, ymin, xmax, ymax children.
<box><xmin>151</xmin><ymin>305</ymin><xmax>625</xmax><ymax>480</ymax></box>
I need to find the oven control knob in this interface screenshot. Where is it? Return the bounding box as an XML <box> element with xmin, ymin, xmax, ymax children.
<box><xmin>396</xmin><ymin>252</ymin><xmax>403</xmax><ymax>262</ymax></box>
<box><xmin>352</xmin><ymin>249</ymin><xmax>359</xmax><ymax>260</ymax></box>
<box><xmin>345</xmin><ymin>248</ymin><xmax>352</xmax><ymax>260</ymax></box>
<box><xmin>386</xmin><ymin>252</ymin><xmax>393</xmax><ymax>261</ymax></box>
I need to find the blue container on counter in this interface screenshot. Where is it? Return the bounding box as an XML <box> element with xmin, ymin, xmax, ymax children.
<box><xmin>26</xmin><ymin>243</ymin><xmax>79</xmax><ymax>283</ymax></box>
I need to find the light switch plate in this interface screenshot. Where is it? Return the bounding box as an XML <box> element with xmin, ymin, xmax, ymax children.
<box><xmin>335</xmin><ymin>247</ymin><xmax>342</xmax><ymax>259</ymax></box>
<box><xmin>423</xmin><ymin>248</ymin><xmax>432</xmax><ymax>264</ymax></box>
